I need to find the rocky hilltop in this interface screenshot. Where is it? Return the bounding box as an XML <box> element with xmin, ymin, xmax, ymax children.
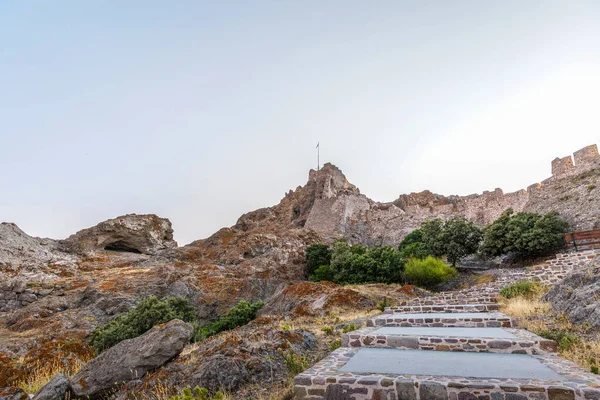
<box><xmin>1</xmin><ymin>143</ymin><xmax>600</xmax><ymax>397</ymax></box>
<box><xmin>233</xmin><ymin>143</ymin><xmax>600</xmax><ymax>246</ymax></box>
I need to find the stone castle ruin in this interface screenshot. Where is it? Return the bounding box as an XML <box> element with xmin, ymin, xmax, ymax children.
<box><xmin>301</xmin><ymin>143</ymin><xmax>600</xmax><ymax>245</ymax></box>
<box><xmin>551</xmin><ymin>144</ymin><xmax>600</xmax><ymax>179</ymax></box>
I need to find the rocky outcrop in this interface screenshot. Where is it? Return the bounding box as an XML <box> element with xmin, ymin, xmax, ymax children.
<box><xmin>60</xmin><ymin>214</ymin><xmax>177</xmax><ymax>255</ymax></box>
<box><xmin>543</xmin><ymin>264</ymin><xmax>600</xmax><ymax>328</ymax></box>
<box><xmin>260</xmin><ymin>281</ymin><xmax>375</xmax><ymax>318</ymax></box>
<box><xmin>33</xmin><ymin>373</ymin><xmax>71</xmax><ymax>400</ymax></box>
<box><xmin>70</xmin><ymin>319</ymin><xmax>192</xmax><ymax>399</ymax></box>
<box><xmin>0</xmin><ymin>223</ymin><xmax>76</xmax><ymax>280</ymax></box>
<box><xmin>0</xmin><ymin>279</ymin><xmax>39</xmax><ymax>312</ymax></box>
<box><xmin>141</xmin><ymin>318</ymin><xmax>318</xmax><ymax>393</ymax></box>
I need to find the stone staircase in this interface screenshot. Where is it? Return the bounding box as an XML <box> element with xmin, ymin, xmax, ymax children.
<box><xmin>293</xmin><ymin>251</ymin><xmax>600</xmax><ymax>400</ymax></box>
<box><xmin>294</xmin><ymin>303</ymin><xmax>600</xmax><ymax>399</ymax></box>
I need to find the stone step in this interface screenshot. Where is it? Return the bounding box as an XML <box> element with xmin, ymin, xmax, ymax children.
<box><xmin>399</xmin><ymin>295</ymin><xmax>498</xmax><ymax>306</ymax></box>
<box><xmin>367</xmin><ymin>312</ymin><xmax>514</xmax><ymax>328</ymax></box>
<box><xmin>384</xmin><ymin>303</ymin><xmax>500</xmax><ymax>314</ymax></box>
<box><xmin>294</xmin><ymin>347</ymin><xmax>600</xmax><ymax>400</ymax></box>
<box><xmin>342</xmin><ymin>326</ymin><xmax>557</xmax><ymax>354</ymax></box>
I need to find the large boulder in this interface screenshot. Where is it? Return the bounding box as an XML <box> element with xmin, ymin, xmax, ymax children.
<box><xmin>60</xmin><ymin>214</ymin><xmax>177</xmax><ymax>255</ymax></box>
<box><xmin>140</xmin><ymin>318</ymin><xmax>318</xmax><ymax>393</ymax></box>
<box><xmin>33</xmin><ymin>373</ymin><xmax>71</xmax><ymax>400</ymax></box>
<box><xmin>70</xmin><ymin>319</ymin><xmax>192</xmax><ymax>399</ymax></box>
<box><xmin>543</xmin><ymin>264</ymin><xmax>600</xmax><ymax>327</ymax></box>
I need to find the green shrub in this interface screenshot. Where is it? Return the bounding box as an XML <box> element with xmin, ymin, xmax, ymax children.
<box><xmin>169</xmin><ymin>386</ymin><xmax>225</xmax><ymax>400</ymax></box>
<box><xmin>377</xmin><ymin>298</ymin><xmax>389</xmax><ymax>312</ymax></box>
<box><xmin>283</xmin><ymin>349</ymin><xmax>310</xmax><ymax>375</ymax></box>
<box><xmin>592</xmin><ymin>366</ymin><xmax>599</xmax><ymax>374</ymax></box>
<box><xmin>321</xmin><ymin>326</ymin><xmax>334</xmax><ymax>336</ymax></box>
<box><xmin>400</xmin><ymin>218</ymin><xmax>482</xmax><ymax>266</ymax></box>
<box><xmin>192</xmin><ymin>300</ymin><xmax>264</xmax><ymax>342</ymax></box>
<box><xmin>538</xmin><ymin>330</ymin><xmax>580</xmax><ymax>351</ymax></box>
<box><xmin>327</xmin><ymin>242</ymin><xmax>405</xmax><ymax>285</ymax></box>
<box><xmin>342</xmin><ymin>323</ymin><xmax>359</xmax><ymax>334</ymax></box>
<box><xmin>306</xmin><ymin>244</ymin><xmax>332</xmax><ymax>276</ymax></box>
<box><xmin>328</xmin><ymin>339</ymin><xmax>342</xmax><ymax>351</ymax></box>
<box><xmin>499</xmin><ymin>281</ymin><xmax>542</xmax><ymax>299</ymax></box>
<box><xmin>310</xmin><ymin>265</ymin><xmax>335</xmax><ymax>282</ymax></box>
<box><xmin>480</xmin><ymin>209</ymin><xmax>568</xmax><ymax>261</ymax></box>
<box><xmin>404</xmin><ymin>257</ymin><xmax>458</xmax><ymax>289</ymax></box>
<box><xmin>90</xmin><ymin>296</ymin><xmax>197</xmax><ymax>353</ymax></box>
<box><xmin>398</xmin><ymin>229</ymin><xmax>430</xmax><ymax>260</ymax></box>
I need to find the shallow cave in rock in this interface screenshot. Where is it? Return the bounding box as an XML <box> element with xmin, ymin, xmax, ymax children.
<box><xmin>104</xmin><ymin>241</ymin><xmax>142</xmax><ymax>254</ymax></box>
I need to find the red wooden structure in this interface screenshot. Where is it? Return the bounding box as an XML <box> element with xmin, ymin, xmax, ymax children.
<box><xmin>565</xmin><ymin>229</ymin><xmax>600</xmax><ymax>251</ymax></box>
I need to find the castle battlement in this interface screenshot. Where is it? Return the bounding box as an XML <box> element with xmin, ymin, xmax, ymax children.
<box><xmin>551</xmin><ymin>144</ymin><xmax>600</xmax><ymax>179</ymax></box>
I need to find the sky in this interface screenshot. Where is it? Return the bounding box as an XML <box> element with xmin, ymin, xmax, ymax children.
<box><xmin>1</xmin><ymin>1</ymin><xmax>600</xmax><ymax>245</ymax></box>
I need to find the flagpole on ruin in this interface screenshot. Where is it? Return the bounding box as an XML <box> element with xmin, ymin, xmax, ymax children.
<box><xmin>316</xmin><ymin>142</ymin><xmax>320</xmax><ymax>170</ymax></box>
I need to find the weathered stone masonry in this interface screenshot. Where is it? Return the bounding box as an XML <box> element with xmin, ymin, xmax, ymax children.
<box><xmin>342</xmin><ymin>327</ymin><xmax>558</xmax><ymax>355</ymax></box>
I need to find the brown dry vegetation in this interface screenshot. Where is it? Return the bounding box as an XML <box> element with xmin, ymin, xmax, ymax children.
<box><xmin>498</xmin><ymin>293</ymin><xmax>600</xmax><ymax>375</ymax></box>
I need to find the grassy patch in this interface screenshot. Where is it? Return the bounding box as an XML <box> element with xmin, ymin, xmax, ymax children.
<box><xmin>499</xmin><ymin>281</ymin><xmax>544</xmax><ymax>299</ymax></box>
<box><xmin>499</xmin><ymin>294</ymin><xmax>600</xmax><ymax>375</ymax></box>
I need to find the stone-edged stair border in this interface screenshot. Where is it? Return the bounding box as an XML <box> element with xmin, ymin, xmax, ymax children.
<box><xmin>342</xmin><ymin>326</ymin><xmax>558</xmax><ymax>355</ymax></box>
<box><xmin>367</xmin><ymin>312</ymin><xmax>514</xmax><ymax>328</ymax></box>
<box><xmin>293</xmin><ymin>347</ymin><xmax>600</xmax><ymax>400</ymax></box>
<box><xmin>384</xmin><ymin>303</ymin><xmax>499</xmax><ymax>314</ymax></box>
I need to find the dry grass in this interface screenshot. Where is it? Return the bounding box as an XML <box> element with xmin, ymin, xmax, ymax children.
<box><xmin>473</xmin><ymin>273</ymin><xmax>496</xmax><ymax>286</ymax></box>
<box><xmin>17</xmin><ymin>356</ymin><xmax>89</xmax><ymax>394</ymax></box>
<box><xmin>499</xmin><ymin>294</ymin><xmax>600</xmax><ymax>374</ymax></box>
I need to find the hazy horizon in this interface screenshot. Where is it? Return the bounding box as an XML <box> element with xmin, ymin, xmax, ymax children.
<box><xmin>2</xmin><ymin>1</ymin><xmax>599</xmax><ymax>244</ymax></box>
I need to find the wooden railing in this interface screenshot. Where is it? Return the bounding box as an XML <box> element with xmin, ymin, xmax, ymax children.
<box><xmin>565</xmin><ymin>229</ymin><xmax>600</xmax><ymax>251</ymax></box>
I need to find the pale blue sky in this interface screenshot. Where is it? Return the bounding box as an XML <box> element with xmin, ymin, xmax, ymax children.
<box><xmin>1</xmin><ymin>1</ymin><xmax>599</xmax><ymax>244</ymax></box>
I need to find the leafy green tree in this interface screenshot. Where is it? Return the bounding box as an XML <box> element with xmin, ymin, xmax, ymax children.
<box><xmin>480</xmin><ymin>208</ymin><xmax>514</xmax><ymax>258</ymax></box>
<box><xmin>310</xmin><ymin>265</ymin><xmax>335</xmax><ymax>282</ymax></box>
<box><xmin>439</xmin><ymin>217</ymin><xmax>483</xmax><ymax>266</ymax></box>
<box><xmin>305</xmin><ymin>243</ymin><xmax>332</xmax><ymax>276</ymax></box>
<box><xmin>404</xmin><ymin>256</ymin><xmax>458</xmax><ymax>289</ymax></box>
<box><xmin>420</xmin><ymin>219</ymin><xmax>446</xmax><ymax>257</ymax></box>
<box><xmin>405</xmin><ymin>217</ymin><xmax>482</xmax><ymax>266</ymax></box>
<box><xmin>311</xmin><ymin>242</ymin><xmax>405</xmax><ymax>285</ymax></box>
<box><xmin>480</xmin><ymin>210</ymin><xmax>568</xmax><ymax>261</ymax></box>
<box><xmin>398</xmin><ymin>229</ymin><xmax>430</xmax><ymax>260</ymax></box>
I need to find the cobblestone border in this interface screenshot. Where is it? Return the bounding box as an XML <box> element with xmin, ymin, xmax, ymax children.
<box><xmin>367</xmin><ymin>312</ymin><xmax>514</xmax><ymax>328</ymax></box>
<box><xmin>342</xmin><ymin>326</ymin><xmax>557</xmax><ymax>355</ymax></box>
<box><xmin>384</xmin><ymin>303</ymin><xmax>499</xmax><ymax>314</ymax></box>
<box><xmin>293</xmin><ymin>348</ymin><xmax>600</xmax><ymax>400</ymax></box>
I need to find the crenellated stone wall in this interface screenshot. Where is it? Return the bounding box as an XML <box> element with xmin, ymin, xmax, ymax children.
<box><xmin>301</xmin><ymin>144</ymin><xmax>600</xmax><ymax>245</ymax></box>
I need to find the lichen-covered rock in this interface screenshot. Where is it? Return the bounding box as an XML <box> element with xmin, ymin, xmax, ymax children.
<box><xmin>260</xmin><ymin>281</ymin><xmax>375</xmax><ymax>318</ymax></box>
<box><xmin>60</xmin><ymin>214</ymin><xmax>177</xmax><ymax>255</ymax></box>
<box><xmin>543</xmin><ymin>264</ymin><xmax>600</xmax><ymax>327</ymax></box>
<box><xmin>33</xmin><ymin>373</ymin><xmax>71</xmax><ymax>400</ymax></box>
<box><xmin>0</xmin><ymin>388</ymin><xmax>27</xmax><ymax>400</ymax></box>
<box><xmin>140</xmin><ymin>318</ymin><xmax>318</xmax><ymax>394</ymax></box>
<box><xmin>70</xmin><ymin>319</ymin><xmax>192</xmax><ymax>399</ymax></box>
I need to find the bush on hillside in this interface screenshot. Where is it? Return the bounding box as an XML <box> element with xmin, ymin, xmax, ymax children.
<box><xmin>326</xmin><ymin>242</ymin><xmax>404</xmax><ymax>285</ymax></box>
<box><xmin>310</xmin><ymin>264</ymin><xmax>335</xmax><ymax>282</ymax></box>
<box><xmin>440</xmin><ymin>217</ymin><xmax>483</xmax><ymax>266</ymax></box>
<box><xmin>90</xmin><ymin>296</ymin><xmax>196</xmax><ymax>353</ymax></box>
<box><xmin>401</xmin><ymin>218</ymin><xmax>482</xmax><ymax>266</ymax></box>
<box><xmin>499</xmin><ymin>281</ymin><xmax>543</xmax><ymax>299</ymax></box>
<box><xmin>306</xmin><ymin>244</ymin><xmax>332</xmax><ymax>276</ymax></box>
<box><xmin>398</xmin><ymin>229</ymin><xmax>430</xmax><ymax>260</ymax></box>
<box><xmin>404</xmin><ymin>256</ymin><xmax>458</xmax><ymax>289</ymax></box>
<box><xmin>480</xmin><ymin>209</ymin><xmax>568</xmax><ymax>261</ymax></box>
<box><xmin>193</xmin><ymin>300</ymin><xmax>264</xmax><ymax>341</ymax></box>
